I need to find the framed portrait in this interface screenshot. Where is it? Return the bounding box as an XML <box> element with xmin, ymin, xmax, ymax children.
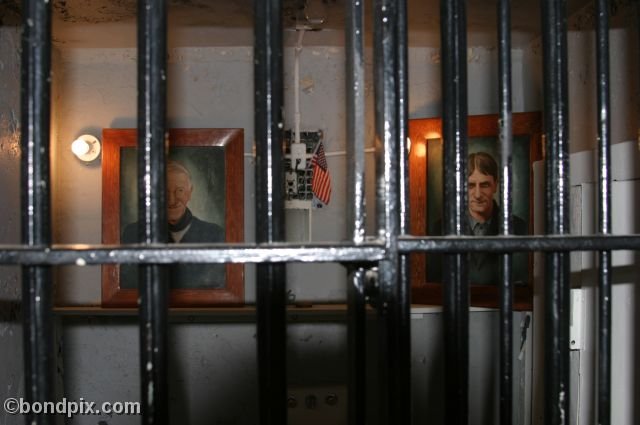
<box><xmin>409</xmin><ymin>112</ymin><xmax>542</xmax><ymax>310</ymax></box>
<box><xmin>102</xmin><ymin>128</ymin><xmax>244</xmax><ymax>307</ymax></box>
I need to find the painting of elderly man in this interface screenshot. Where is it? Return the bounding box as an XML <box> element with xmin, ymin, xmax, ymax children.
<box><xmin>119</xmin><ymin>149</ymin><xmax>226</xmax><ymax>289</ymax></box>
<box><xmin>101</xmin><ymin>128</ymin><xmax>244</xmax><ymax>307</ymax></box>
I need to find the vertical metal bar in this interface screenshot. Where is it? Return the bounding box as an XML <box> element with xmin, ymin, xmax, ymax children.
<box><xmin>254</xmin><ymin>1</ymin><xmax>287</xmax><ymax>424</ymax></box>
<box><xmin>345</xmin><ymin>0</ymin><xmax>367</xmax><ymax>424</ymax></box>
<box><xmin>373</xmin><ymin>0</ymin><xmax>399</xmax><ymax>247</ymax></box>
<box><xmin>137</xmin><ymin>0</ymin><xmax>169</xmax><ymax>423</ymax></box>
<box><xmin>395</xmin><ymin>0</ymin><xmax>412</xmax><ymax>423</ymax></box>
<box><xmin>440</xmin><ymin>0</ymin><xmax>469</xmax><ymax>423</ymax></box>
<box><xmin>541</xmin><ymin>0</ymin><xmax>571</xmax><ymax>424</ymax></box>
<box><xmin>346</xmin><ymin>0</ymin><xmax>366</xmax><ymax>245</ymax></box>
<box><xmin>595</xmin><ymin>0</ymin><xmax>612</xmax><ymax>423</ymax></box>
<box><xmin>397</xmin><ymin>0</ymin><xmax>409</xmax><ymax>238</ymax></box>
<box><xmin>497</xmin><ymin>0</ymin><xmax>514</xmax><ymax>423</ymax></box>
<box><xmin>20</xmin><ymin>1</ymin><xmax>54</xmax><ymax>424</ymax></box>
<box><xmin>373</xmin><ymin>0</ymin><xmax>405</xmax><ymax>422</ymax></box>
<box><xmin>347</xmin><ymin>268</ymin><xmax>367</xmax><ymax>425</ymax></box>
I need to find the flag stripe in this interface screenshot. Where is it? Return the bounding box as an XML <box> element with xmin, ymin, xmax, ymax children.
<box><xmin>311</xmin><ymin>141</ymin><xmax>331</xmax><ymax>205</ymax></box>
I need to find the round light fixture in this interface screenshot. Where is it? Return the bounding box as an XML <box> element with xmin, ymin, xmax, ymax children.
<box><xmin>71</xmin><ymin>135</ymin><xmax>101</xmax><ymax>162</ymax></box>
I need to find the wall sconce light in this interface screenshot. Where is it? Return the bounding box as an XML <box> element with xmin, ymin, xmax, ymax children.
<box><xmin>414</xmin><ymin>139</ymin><xmax>427</xmax><ymax>158</ymax></box>
<box><xmin>71</xmin><ymin>135</ymin><xmax>101</xmax><ymax>162</ymax></box>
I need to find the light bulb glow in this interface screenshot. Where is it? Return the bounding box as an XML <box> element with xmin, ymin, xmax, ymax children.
<box><xmin>70</xmin><ymin>134</ymin><xmax>101</xmax><ymax>162</ymax></box>
<box><xmin>71</xmin><ymin>138</ymin><xmax>90</xmax><ymax>156</ymax></box>
<box><xmin>414</xmin><ymin>141</ymin><xmax>427</xmax><ymax>158</ymax></box>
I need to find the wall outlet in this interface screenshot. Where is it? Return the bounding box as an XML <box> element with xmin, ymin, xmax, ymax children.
<box><xmin>287</xmin><ymin>385</ymin><xmax>347</xmax><ymax>425</ymax></box>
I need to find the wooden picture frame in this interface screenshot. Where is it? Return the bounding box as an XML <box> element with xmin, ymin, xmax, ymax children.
<box><xmin>409</xmin><ymin>112</ymin><xmax>542</xmax><ymax>310</ymax></box>
<box><xmin>102</xmin><ymin>128</ymin><xmax>244</xmax><ymax>307</ymax></box>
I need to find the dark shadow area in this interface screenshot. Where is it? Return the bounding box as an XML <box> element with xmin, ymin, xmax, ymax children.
<box><xmin>0</xmin><ymin>0</ymin><xmax>21</xmax><ymax>26</ymax></box>
<box><xmin>0</xmin><ymin>300</ymin><xmax>21</xmax><ymax>321</ymax></box>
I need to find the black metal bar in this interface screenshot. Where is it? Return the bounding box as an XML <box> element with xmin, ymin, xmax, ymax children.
<box><xmin>345</xmin><ymin>0</ymin><xmax>367</xmax><ymax>422</ymax></box>
<box><xmin>373</xmin><ymin>1</ymin><xmax>400</xmax><ymax>245</ymax></box>
<box><xmin>137</xmin><ymin>0</ymin><xmax>169</xmax><ymax>423</ymax></box>
<box><xmin>20</xmin><ymin>0</ymin><xmax>54</xmax><ymax>423</ymax></box>
<box><xmin>2</xmin><ymin>235</ymin><xmax>640</xmax><ymax>265</ymax></box>
<box><xmin>595</xmin><ymin>0</ymin><xmax>612</xmax><ymax>423</ymax></box>
<box><xmin>254</xmin><ymin>0</ymin><xmax>287</xmax><ymax>423</ymax></box>
<box><xmin>397</xmin><ymin>0</ymin><xmax>409</xmax><ymax>238</ymax></box>
<box><xmin>346</xmin><ymin>0</ymin><xmax>366</xmax><ymax>244</ymax></box>
<box><xmin>541</xmin><ymin>0</ymin><xmax>571</xmax><ymax>423</ymax></box>
<box><xmin>347</xmin><ymin>268</ymin><xmax>367</xmax><ymax>425</ymax></box>
<box><xmin>395</xmin><ymin>0</ymin><xmax>412</xmax><ymax>423</ymax></box>
<box><xmin>399</xmin><ymin>235</ymin><xmax>640</xmax><ymax>252</ymax></box>
<box><xmin>497</xmin><ymin>0</ymin><xmax>514</xmax><ymax>423</ymax></box>
<box><xmin>0</xmin><ymin>243</ymin><xmax>384</xmax><ymax>264</ymax></box>
<box><xmin>373</xmin><ymin>0</ymin><xmax>405</xmax><ymax>421</ymax></box>
<box><xmin>441</xmin><ymin>0</ymin><xmax>469</xmax><ymax>422</ymax></box>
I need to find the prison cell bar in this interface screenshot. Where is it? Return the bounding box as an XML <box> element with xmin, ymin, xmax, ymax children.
<box><xmin>497</xmin><ymin>0</ymin><xmax>514</xmax><ymax>423</ymax></box>
<box><xmin>137</xmin><ymin>0</ymin><xmax>170</xmax><ymax>423</ymax></box>
<box><xmin>346</xmin><ymin>0</ymin><xmax>367</xmax><ymax>247</ymax></box>
<box><xmin>440</xmin><ymin>0</ymin><xmax>470</xmax><ymax>423</ymax></box>
<box><xmin>395</xmin><ymin>0</ymin><xmax>413</xmax><ymax>423</ymax></box>
<box><xmin>20</xmin><ymin>1</ymin><xmax>55</xmax><ymax>424</ymax></box>
<box><xmin>347</xmin><ymin>267</ymin><xmax>367</xmax><ymax>425</ymax></box>
<box><xmin>5</xmin><ymin>235</ymin><xmax>640</xmax><ymax>266</ymax></box>
<box><xmin>595</xmin><ymin>0</ymin><xmax>612</xmax><ymax>423</ymax></box>
<box><xmin>373</xmin><ymin>0</ymin><xmax>408</xmax><ymax>422</ymax></box>
<box><xmin>541</xmin><ymin>0</ymin><xmax>571</xmax><ymax>423</ymax></box>
<box><xmin>345</xmin><ymin>0</ymin><xmax>367</xmax><ymax>422</ymax></box>
<box><xmin>254</xmin><ymin>0</ymin><xmax>287</xmax><ymax>424</ymax></box>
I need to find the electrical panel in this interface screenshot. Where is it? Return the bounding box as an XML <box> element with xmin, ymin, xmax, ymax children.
<box><xmin>284</xmin><ymin>129</ymin><xmax>322</xmax><ymax>209</ymax></box>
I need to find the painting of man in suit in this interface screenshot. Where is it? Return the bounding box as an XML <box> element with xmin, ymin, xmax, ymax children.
<box><xmin>427</xmin><ymin>140</ymin><xmax>530</xmax><ymax>285</ymax></box>
<box><xmin>120</xmin><ymin>153</ymin><xmax>226</xmax><ymax>289</ymax></box>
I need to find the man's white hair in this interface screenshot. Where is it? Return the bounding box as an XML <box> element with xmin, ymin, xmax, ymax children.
<box><xmin>167</xmin><ymin>160</ymin><xmax>193</xmax><ymax>190</ymax></box>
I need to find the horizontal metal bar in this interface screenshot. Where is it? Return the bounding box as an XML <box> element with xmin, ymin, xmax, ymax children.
<box><xmin>398</xmin><ymin>235</ymin><xmax>640</xmax><ymax>253</ymax></box>
<box><xmin>1</xmin><ymin>235</ymin><xmax>640</xmax><ymax>265</ymax></box>
<box><xmin>1</xmin><ymin>234</ymin><xmax>640</xmax><ymax>266</ymax></box>
<box><xmin>0</xmin><ymin>243</ymin><xmax>386</xmax><ymax>265</ymax></box>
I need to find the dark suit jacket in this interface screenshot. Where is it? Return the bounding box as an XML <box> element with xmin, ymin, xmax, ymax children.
<box><xmin>428</xmin><ymin>201</ymin><xmax>528</xmax><ymax>285</ymax></box>
<box><xmin>121</xmin><ymin>216</ymin><xmax>226</xmax><ymax>289</ymax></box>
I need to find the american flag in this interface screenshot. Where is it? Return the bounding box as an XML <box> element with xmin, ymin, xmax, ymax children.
<box><xmin>310</xmin><ymin>140</ymin><xmax>331</xmax><ymax>205</ymax></box>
